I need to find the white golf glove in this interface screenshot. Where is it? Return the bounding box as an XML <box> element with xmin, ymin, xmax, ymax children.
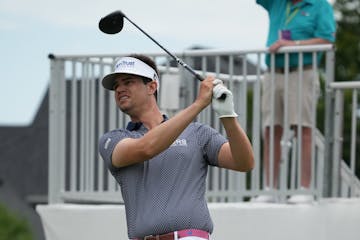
<box><xmin>212</xmin><ymin>79</ymin><xmax>238</xmax><ymax>118</ymax></box>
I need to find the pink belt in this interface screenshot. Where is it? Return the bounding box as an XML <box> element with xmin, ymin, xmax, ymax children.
<box><xmin>134</xmin><ymin>229</ymin><xmax>209</xmax><ymax>240</ymax></box>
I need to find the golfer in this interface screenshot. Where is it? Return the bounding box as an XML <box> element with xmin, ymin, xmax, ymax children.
<box><xmin>98</xmin><ymin>54</ymin><xmax>254</xmax><ymax>240</ymax></box>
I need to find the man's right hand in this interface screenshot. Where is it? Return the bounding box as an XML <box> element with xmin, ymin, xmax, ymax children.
<box><xmin>196</xmin><ymin>76</ymin><xmax>215</xmax><ymax>109</ymax></box>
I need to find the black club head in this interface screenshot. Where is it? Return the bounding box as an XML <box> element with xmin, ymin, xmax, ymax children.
<box><xmin>99</xmin><ymin>10</ymin><xmax>125</xmax><ymax>34</ymax></box>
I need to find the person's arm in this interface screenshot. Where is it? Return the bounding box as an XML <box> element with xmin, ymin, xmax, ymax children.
<box><xmin>268</xmin><ymin>37</ymin><xmax>331</xmax><ymax>53</ymax></box>
<box><xmin>111</xmin><ymin>76</ymin><xmax>215</xmax><ymax>168</ymax></box>
<box><xmin>211</xmin><ymin>81</ymin><xmax>254</xmax><ymax>172</ymax></box>
<box><xmin>218</xmin><ymin>118</ymin><xmax>255</xmax><ymax>172</ymax></box>
<box><xmin>256</xmin><ymin>0</ymin><xmax>274</xmax><ymax>11</ymax></box>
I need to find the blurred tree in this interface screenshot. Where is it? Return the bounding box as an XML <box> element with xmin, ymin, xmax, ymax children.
<box><xmin>333</xmin><ymin>0</ymin><xmax>360</xmax><ymax>82</ymax></box>
<box><xmin>0</xmin><ymin>204</ymin><xmax>33</xmax><ymax>240</ymax></box>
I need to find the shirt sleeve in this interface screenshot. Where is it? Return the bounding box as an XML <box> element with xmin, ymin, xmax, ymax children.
<box><xmin>256</xmin><ymin>0</ymin><xmax>275</xmax><ymax>11</ymax></box>
<box><xmin>314</xmin><ymin>1</ymin><xmax>336</xmax><ymax>42</ymax></box>
<box><xmin>98</xmin><ymin>129</ymin><xmax>129</xmax><ymax>171</ymax></box>
<box><xmin>196</xmin><ymin>123</ymin><xmax>228</xmax><ymax>167</ymax></box>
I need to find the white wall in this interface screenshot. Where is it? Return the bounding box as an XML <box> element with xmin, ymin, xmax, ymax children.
<box><xmin>36</xmin><ymin>199</ymin><xmax>360</xmax><ymax>240</ymax></box>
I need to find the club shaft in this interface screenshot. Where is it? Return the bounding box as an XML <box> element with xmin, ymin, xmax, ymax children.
<box><xmin>124</xmin><ymin>15</ymin><xmax>204</xmax><ymax>81</ymax></box>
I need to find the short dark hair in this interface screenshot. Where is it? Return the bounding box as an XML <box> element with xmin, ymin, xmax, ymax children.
<box><xmin>129</xmin><ymin>54</ymin><xmax>159</xmax><ymax>100</ymax></box>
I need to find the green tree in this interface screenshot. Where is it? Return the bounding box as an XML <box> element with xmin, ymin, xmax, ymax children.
<box><xmin>0</xmin><ymin>204</ymin><xmax>33</xmax><ymax>240</ymax></box>
<box><xmin>334</xmin><ymin>0</ymin><xmax>360</xmax><ymax>82</ymax></box>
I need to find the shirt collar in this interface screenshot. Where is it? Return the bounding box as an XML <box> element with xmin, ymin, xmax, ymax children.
<box><xmin>126</xmin><ymin>114</ymin><xmax>168</xmax><ymax>131</ymax></box>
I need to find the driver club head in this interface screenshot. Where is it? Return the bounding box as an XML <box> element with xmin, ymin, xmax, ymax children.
<box><xmin>99</xmin><ymin>10</ymin><xmax>125</xmax><ymax>34</ymax></box>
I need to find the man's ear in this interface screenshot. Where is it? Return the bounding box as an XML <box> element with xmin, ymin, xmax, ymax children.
<box><xmin>147</xmin><ymin>81</ymin><xmax>157</xmax><ymax>95</ymax></box>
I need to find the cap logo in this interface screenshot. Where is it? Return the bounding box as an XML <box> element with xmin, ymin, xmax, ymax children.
<box><xmin>115</xmin><ymin>60</ymin><xmax>135</xmax><ymax>70</ymax></box>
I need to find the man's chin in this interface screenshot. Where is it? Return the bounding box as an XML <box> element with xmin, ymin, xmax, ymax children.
<box><xmin>119</xmin><ymin>106</ymin><xmax>128</xmax><ymax>112</ymax></box>
<box><xmin>119</xmin><ymin>106</ymin><xmax>131</xmax><ymax>114</ymax></box>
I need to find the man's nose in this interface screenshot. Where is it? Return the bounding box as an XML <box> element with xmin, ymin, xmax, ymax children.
<box><xmin>114</xmin><ymin>82</ymin><xmax>125</xmax><ymax>92</ymax></box>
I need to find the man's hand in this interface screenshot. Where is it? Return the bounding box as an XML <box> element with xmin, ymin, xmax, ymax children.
<box><xmin>195</xmin><ymin>76</ymin><xmax>215</xmax><ymax>109</ymax></box>
<box><xmin>212</xmin><ymin>79</ymin><xmax>238</xmax><ymax>118</ymax></box>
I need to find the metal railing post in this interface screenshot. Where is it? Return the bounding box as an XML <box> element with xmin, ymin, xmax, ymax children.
<box><xmin>48</xmin><ymin>55</ymin><xmax>66</xmax><ymax>203</ymax></box>
<box><xmin>323</xmin><ymin>49</ymin><xmax>335</xmax><ymax>197</ymax></box>
<box><xmin>332</xmin><ymin>90</ymin><xmax>344</xmax><ymax>197</ymax></box>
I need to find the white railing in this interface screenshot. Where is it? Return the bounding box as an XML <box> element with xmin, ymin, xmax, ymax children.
<box><xmin>47</xmin><ymin>45</ymin><xmax>359</xmax><ymax>204</ymax></box>
<box><xmin>330</xmin><ymin>81</ymin><xmax>360</xmax><ymax>197</ymax></box>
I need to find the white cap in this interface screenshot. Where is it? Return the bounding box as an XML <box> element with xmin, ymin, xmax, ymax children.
<box><xmin>102</xmin><ymin>57</ymin><xmax>159</xmax><ymax>91</ymax></box>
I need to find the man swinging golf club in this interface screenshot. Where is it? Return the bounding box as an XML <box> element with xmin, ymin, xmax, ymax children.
<box><xmin>98</xmin><ymin>54</ymin><xmax>254</xmax><ymax>240</ymax></box>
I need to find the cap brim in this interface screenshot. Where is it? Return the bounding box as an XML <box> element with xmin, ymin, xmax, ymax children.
<box><xmin>102</xmin><ymin>73</ymin><xmax>122</xmax><ymax>90</ymax></box>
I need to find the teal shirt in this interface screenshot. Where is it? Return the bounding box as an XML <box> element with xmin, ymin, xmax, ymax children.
<box><xmin>256</xmin><ymin>0</ymin><xmax>336</xmax><ymax>68</ymax></box>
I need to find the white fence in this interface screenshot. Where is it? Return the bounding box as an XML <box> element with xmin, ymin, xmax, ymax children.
<box><xmin>47</xmin><ymin>45</ymin><xmax>359</xmax><ymax>204</ymax></box>
<box><xmin>330</xmin><ymin>81</ymin><xmax>360</xmax><ymax>197</ymax></box>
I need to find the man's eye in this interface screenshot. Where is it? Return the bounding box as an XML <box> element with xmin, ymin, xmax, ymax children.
<box><xmin>125</xmin><ymin>79</ymin><xmax>136</xmax><ymax>85</ymax></box>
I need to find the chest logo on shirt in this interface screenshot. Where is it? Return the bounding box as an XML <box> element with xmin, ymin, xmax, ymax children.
<box><xmin>301</xmin><ymin>11</ymin><xmax>310</xmax><ymax>17</ymax></box>
<box><xmin>171</xmin><ymin>139</ymin><xmax>187</xmax><ymax>147</ymax></box>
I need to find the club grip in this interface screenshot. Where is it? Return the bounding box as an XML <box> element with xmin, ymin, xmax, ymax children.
<box><xmin>194</xmin><ymin>74</ymin><xmax>227</xmax><ymax>100</ymax></box>
<box><xmin>218</xmin><ymin>94</ymin><xmax>227</xmax><ymax>100</ymax></box>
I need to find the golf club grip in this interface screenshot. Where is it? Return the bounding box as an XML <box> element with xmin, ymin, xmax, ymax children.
<box><xmin>217</xmin><ymin>93</ymin><xmax>227</xmax><ymax>100</ymax></box>
<box><xmin>191</xmin><ymin>72</ymin><xmax>227</xmax><ymax>100</ymax></box>
<box><xmin>180</xmin><ymin>63</ymin><xmax>226</xmax><ymax>100</ymax></box>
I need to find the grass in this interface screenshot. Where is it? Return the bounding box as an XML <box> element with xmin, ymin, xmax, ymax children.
<box><xmin>0</xmin><ymin>204</ymin><xmax>33</xmax><ymax>240</ymax></box>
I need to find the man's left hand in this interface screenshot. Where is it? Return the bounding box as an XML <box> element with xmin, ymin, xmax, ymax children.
<box><xmin>212</xmin><ymin>80</ymin><xmax>238</xmax><ymax>118</ymax></box>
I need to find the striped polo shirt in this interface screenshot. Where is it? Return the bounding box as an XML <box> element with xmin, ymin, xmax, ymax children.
<box><xmin>98</xmin><ymin>119</ymin><xmax>227</xmax><ymax>238</ymax></box>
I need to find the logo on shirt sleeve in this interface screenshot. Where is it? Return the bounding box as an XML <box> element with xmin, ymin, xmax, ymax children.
<box><xmin>171</xmin><ymin>139</ymin><xmax>187</xmax><ymax>147</ymax></box>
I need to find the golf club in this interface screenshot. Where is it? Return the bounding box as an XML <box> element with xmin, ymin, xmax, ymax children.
<box><xmin>98</xmin><ymin>10</ymin><xmax>226</xmax><ymax>100</ymax></box>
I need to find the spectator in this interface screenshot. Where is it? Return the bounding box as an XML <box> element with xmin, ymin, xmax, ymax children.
<box><xmin>254</xmin><ymin>0</ymin><xmax>336</xmax><ymax>203</ymax></box>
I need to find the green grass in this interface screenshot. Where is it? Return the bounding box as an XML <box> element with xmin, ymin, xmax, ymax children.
<box><xmin>0</xmin><ymin>204</ymin><xmax>33</xmax><ymax>240</ymax></box>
